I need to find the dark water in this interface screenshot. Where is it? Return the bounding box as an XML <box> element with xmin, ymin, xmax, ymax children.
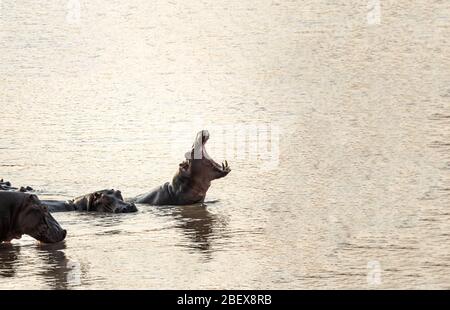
<box><xmin>1</xmin><ymin>1</ymin><xmax>449</xmax><ymax>289</ymax></box>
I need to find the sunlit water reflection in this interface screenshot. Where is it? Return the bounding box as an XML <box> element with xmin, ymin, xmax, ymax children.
<box><xmin>1</xmin><ymin>1</ymin><xmax>449</xmax><ymax>289</ymax></box>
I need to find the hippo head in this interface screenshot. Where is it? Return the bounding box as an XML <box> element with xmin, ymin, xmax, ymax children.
<box><xmin>181</xmin><ymin>130</ymin><xmax>231</xmax><ymax>183</ymax></box>
<box><xmin>87</xmin><ymin>190</ymin><xmax>137</xmax><ymax>213</ymax></box>
<box><xmin>17</xmin><ymin>194</ymin><xmax>67</xmax><ymax>243</ymax></box>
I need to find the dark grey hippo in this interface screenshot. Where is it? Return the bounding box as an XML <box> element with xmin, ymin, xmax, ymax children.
<box><xmin>0</xmin><ymin>179</ymin><xmax>33</xmax><ymax>192</ymax></box>
<box><xmin>43</xmin><ymin>189</ymin><xmax>137</xmax><ymax>213</ymax></box>
<box><xmin>133</xmin><ymin>130</ymin><xmax>231</xmax><ymax>205</ymax></box>
<box><xmin>0</xmin><ymin>191</ymin><xmax>67</xmax><ymax>243</ymax></box>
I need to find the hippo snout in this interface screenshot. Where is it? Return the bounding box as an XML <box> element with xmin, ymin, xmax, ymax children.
<box><xmin>44</xmin><ymin>227</ymin><xmax>67</xmax><ymax>243</ymax></box>
<box><xmin>38</xmin><ymin>214</ymin><xmax>67</xmax><ymax>243</ymax></box>
<box><xmin>118</xmin><ymin>202</ymin><xmax>137</xmax><ymax>213</ymax></box>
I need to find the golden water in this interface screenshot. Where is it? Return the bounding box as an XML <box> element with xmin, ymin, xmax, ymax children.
<box><xmin>1</xmin><ymin>1</ymin><xmax>449</xmax><ymax>289</ymax></box>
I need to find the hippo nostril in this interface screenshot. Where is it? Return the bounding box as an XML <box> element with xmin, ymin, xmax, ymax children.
<box><xmin>62</xmin><ymin>230</ymin><xmax>67</xmax><ymax>238</ymax></box>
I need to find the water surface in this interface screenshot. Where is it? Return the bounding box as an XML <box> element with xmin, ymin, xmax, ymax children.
<box><xmin>1</xmin><ymin>0</ymin><xmax>449</xmax><ymax>289</ymax></box>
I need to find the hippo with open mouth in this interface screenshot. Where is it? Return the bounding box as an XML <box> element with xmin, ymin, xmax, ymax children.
<box><xmin>0</xmin><ymin>191</ymin><xmax>67</xmax><ymax>243</ymax></box>
<box><xmin>43</xmin><ymin>189</ymin><xmax>137</xmax><ymax>213</ymax></box>
<box><xmin>133</xmin><ymin>130</ymin><xmax>231</xmax><ymax>205</ymax></box>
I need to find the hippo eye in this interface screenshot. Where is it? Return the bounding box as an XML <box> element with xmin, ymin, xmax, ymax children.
<box><xmin>27</xmin><ymin>194</ymin><xmax>39</xmax><ymax>204</ymax></box>
<box><xmin>93</xmin><ymin>192</ymin><xmax>103</xmax><ymax>200</ymax></box>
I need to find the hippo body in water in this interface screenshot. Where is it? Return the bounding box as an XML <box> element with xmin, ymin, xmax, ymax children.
<box><xmin>133</xmin><ymin>130</ymin><xmax>231</xmax><ymax>205</ymax></box>
<box><xmin>43</xmin><ymin>189</ymin><xmax>137</xmax><ymax>213</ymax></box>
<box><xmin>0</xmin><ymin>191</ymin><xmax>67</xmax><ymax>243</ymax></box>
<box><xmin>0</xmin><ymin>179</ymin><xmax>33</xmax><ymax>193</ymax></box>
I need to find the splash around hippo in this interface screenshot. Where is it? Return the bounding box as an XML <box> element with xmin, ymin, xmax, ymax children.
<box><xmin>0</xmin><ymin>191</ymin><xmax>67</xmax><ymax>243</ymax></box>
<box><xmin>133</xmin><ymin>130</ymin><xmax>231</xmax><ymax>205</ymax></box>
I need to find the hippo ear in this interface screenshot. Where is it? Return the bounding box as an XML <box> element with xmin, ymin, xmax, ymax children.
<box><xmin>26</xmin><ymin>194</ymin><xmax>39</xmax><ymax>204</ymax></box>
<box><xmin>87</xmin><ymin>193</ymin><xmax>100</xmax><ymax>211</ymax></box>
<box><xmin>114</xmin><ymin>190</ymin><xmax>124</xmax><ymax>200</ymax></box>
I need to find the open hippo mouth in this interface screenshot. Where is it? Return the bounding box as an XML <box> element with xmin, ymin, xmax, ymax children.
<box><xmin>184</xmin><ymin>130</ymin><xmax>231</xmax><ymax>177</ymax></box>
<box><xmin>133</xmin><ymin>130</ymin><xmax>231</xmax><ymax>205</ymax></box>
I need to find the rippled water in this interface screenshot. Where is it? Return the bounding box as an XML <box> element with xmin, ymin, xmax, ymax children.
<box><xmin>1</xmin><ymin>1</ymin><xmax>449</xmax><ymax>289</ymax></box>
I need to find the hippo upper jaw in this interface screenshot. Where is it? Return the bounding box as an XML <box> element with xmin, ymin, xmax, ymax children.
<box><xmin>183</xmin><ymin>130</ymin><xmax>231</xmax><ymax>181</ymax></box>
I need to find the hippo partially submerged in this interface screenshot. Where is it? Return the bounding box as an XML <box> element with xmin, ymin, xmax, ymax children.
<box><xmin>0</xmin><ymin>191</ymin><xmax>67</xmax><ymax>243</ymax></box>
<box><xmin>0</xmin><ymin>179</ymin><xmax>33</xmax><ymax>192</ymax></box>
<box><xmin>43</xmin><ymin>189</ymin><xmax>137</xmax><ymax>213</ymax></box>
<box><xmin>133</xmin><ymin>130</ymin><xmax>231</xmax><ymax>205</ymax></box>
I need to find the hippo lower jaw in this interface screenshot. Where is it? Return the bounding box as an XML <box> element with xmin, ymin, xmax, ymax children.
<box><xmin>38</xmin><ymin>232</ymin><xmax>67</xmax><ymax>244</ymax></box>
<box><xmin>31</xmin><ymin>228</ymin><xmax>67</xmax><ymax>244</ymax></box>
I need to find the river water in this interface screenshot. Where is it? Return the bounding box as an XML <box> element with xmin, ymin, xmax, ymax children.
<box><xmin>1</xmin><ymin>1</ymin><xmax>449</xmax><ymax>289</ymax></box>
